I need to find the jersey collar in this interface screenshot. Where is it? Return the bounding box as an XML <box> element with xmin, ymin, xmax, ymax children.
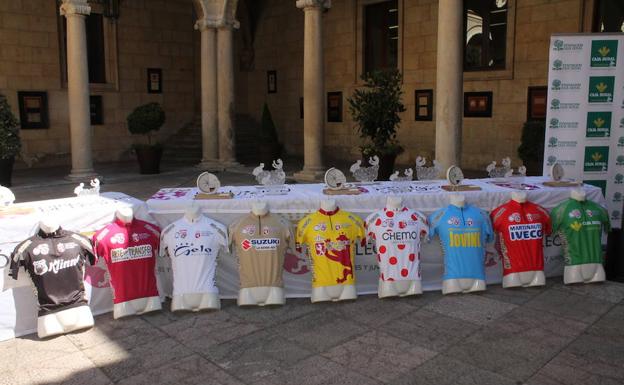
<box><xmin>319</xmin><ymin>207</ymin><xmax>340</xmax><ymax>216</ymax></box>
<box><xmin>37</xmin><ymin>227</ymin><xmax>64</xmax><ymax>238</ymax></box>
<box><xmin>114</xmin><ymin>218</ymin><xmax>133</xmax><ymax>227</ymax></box>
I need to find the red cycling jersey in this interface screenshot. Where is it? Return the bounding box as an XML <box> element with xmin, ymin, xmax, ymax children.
<box><xmin>92</xmin><ymin>218</ymin><xmax>161</xmax><ymax>303</ymax></box>
<box><xmin>490</xmin><ymin>200</ymin><xmax>552</xmax><ymax>276</ymax></box>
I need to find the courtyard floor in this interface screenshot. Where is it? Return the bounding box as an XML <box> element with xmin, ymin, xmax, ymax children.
<box><xmin>2</xmin><ymin>162</ymin><xmax>624</xmax><ymax>385</ymax></box>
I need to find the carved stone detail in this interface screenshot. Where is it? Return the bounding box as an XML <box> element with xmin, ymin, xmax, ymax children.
<box><xmin>59</xmin><ymin>0</ymin><xmax>91</xmax><ymax>16</ymax></box>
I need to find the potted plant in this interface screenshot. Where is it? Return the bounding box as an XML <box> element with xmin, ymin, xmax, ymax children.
<box><xmin>258</xmin><ymin>103</ymin><xmax>282</xmax><ymax>164</ymax></box>
<box><xmin>0</xmin><ymin>95</ymin><xmax>21</xmax><ymax>187</ymax></box>
<box><xmin>517</xmin><ymin>120</ymin><xmax>546</xmax><ymax>176</ymax></box>
<box><xmin>127</xmin><ymin>102</ymin><xmax>165</xmax><ymax>174</ymax></box>
<box><xmin>348</xmin><ymin>69</ymin><xmax>406</xmax><ymax>180</ymax></box>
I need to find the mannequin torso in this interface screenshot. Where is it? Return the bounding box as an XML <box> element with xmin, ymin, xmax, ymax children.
<box><xmin>237</xmin><ymin>201</ymin><xmax>286</xmax><ymax>306</ymax></box>
<box><xmin>501</xmin><ymin>192</ymin><xmax>546</xmax><ymax>288</ymax></box>
<box><xmin>435</xmin><ymin>195</ymin><xmax>487</xmax><ymax>294</ymax></box>
<box><xmin>310</xmin><ymin>199</ymin><xmax>357</xmax><ymax>302</ymax></box>
<box><xmin>563</xmin><ymin>189</ymin><xmax>605</xmax><ymax>284</ymax></box>
<box><xmin>169</xmin><ymin>205</ymin><xmax>221</xmax><ymax>312</ymax></box>
<box><xmin>35</xmin><ymin>219</ymin><xmax>94</xmax><ymax>337</ymax></box>
<box><xmin>372</xmin><ymin>196</ymin><xmax>423</xmax><ymax>298</ymax></box>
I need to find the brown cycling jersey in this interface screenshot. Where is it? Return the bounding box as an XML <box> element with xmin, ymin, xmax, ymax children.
<box><xmin>229</xmin><ymin>212</ymin><xmax>292</xmax><ymax>289</ymax></box>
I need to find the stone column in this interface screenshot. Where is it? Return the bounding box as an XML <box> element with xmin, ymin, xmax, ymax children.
<box><xmin>196</xmin><ymin>20</ymin><xmax>221</xmax><ymax>170</ymax></box>
<box><xmin>60</xmin><ymin>0</ymin><xmax>96</xmax><ymax>180</ymax></box>
<box><xmin>217</xmin><ymin>24</ymin><xmax>238</xmax><ymax>166</ymax></box>
<box><xmin>294</xmin><ymin>0</ymin><xmax>329</xmax><ymax>182</ymax></box>
<box><xmin>434</xmin><ymin>0</ymin><xmax>463</xmax><ymax>174</ymax></box>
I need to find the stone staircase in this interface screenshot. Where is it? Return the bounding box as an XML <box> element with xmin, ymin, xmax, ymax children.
<box><xmin>161</xmin><ymin>114</ymin><xmax>261</xmax><ymax>167</ymax></box>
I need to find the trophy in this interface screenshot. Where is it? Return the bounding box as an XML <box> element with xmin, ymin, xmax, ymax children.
<box><xmin>415</xmin><ymin>156</ymin><xmax>442</xmax><ymax>180</ymax></box>
<box><xmin>252</xmin><ymin>159</ymin><xmax>286</xmax><ymax>186</ymax></box>
<box><xmin>195</xmin><ymin>172</ymin><xmax>233</xmax><ymax>199</ymax></box>
<box><xmin>349</xmin><ymin>156</ymin><xmax>379</xmax><ymax>183</ymax></box>
<box><xmin>389</xmin><ymin>168</ymin><xmax>413</xmax><ymax>182</ymax></box>
<box><xmin>441</xmin><ymin>166</ymin><xmax>481</xmax><ymax>191</ymax></box>
<box><xmin>323</xmin><ymin>168</ymin><xmax>360</xmax><ymax>195</ymax></box>
<box><xmin>542</xmin><ymin>163</ymin><xmax>581</xmax><ymax>187</ymax></box>
<box><xmin>74</xmin><ymin>178</ymin><xmax>100</xmax><ymax>197</ymax></box>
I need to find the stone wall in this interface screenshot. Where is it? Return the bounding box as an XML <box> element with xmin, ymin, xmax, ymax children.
<box><xmin>243</xmin><ymin>0</ymin><xmax>585</xmax><ymax>170</ymax></box>
<box><xmin>0</xmin><ymin>0</ymin><xmax>196</xmax><ymax>168</ymax></box>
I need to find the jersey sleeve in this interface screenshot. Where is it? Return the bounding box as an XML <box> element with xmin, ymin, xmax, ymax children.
<box><xmin>490</xmin><ymin>205</ymin><xmax>505</xmax><ymax>232</ymax></box>
<box><xmin>159</xmin><ymin>224</ymin><xmax>174</xmax><ymax>258</ymax></box>
<box><xmin>70</xmin><ymin>232</ymin><xmax>96</xmax><ymax>265</ymax></box>
<box><xmin>364</xmin><ymin>212</ymin><xmax>379</xmax><ymax>243</ymax></box>
<box><xmin>428</xmin><ymin>208</ymin><xmax>445</xmax><ymax>238</ymax></box>
<box><xmin>550</xmin><ymin>201</ymin><xmax>567</xmax><ymax>234</ymax></box>
<box><xmin>481</xmin><ymin>209</ymin><xmax>495</xmax><ymax>244</ymax></box>
<box><xmin>536</xmin><ymin>204</ymin><xmax>553</xmax><ymax>236</ymax></box>
<box><xmin>295</xmin><ymin>215</ymin><xmax>312</xmax><ymax>251</ymax></box>
<box><xmin>599</xmin><ymin>205</ymin><xmax>612</xmax><ymax>233</ymax></box>
<box><xmin>92</xmin><ymin>228</ymin><xmax>109</xmax><ymax>263</ymax></box>
<box><xmin>9</xmin><ymin>239</ymin><xmax>32</xmax><ymax>280</ymax></box>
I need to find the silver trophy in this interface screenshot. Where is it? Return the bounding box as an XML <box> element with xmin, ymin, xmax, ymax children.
<box><xmin>415</xmin><ymin>156</ymin><xmax>442</xmax><ymax>180</ymax></box>
<box><xmin>252</xmin><ymin>159</ymin><xmax>286</xmax><ymax>186</ymax></box>
<box><xmin>486</xmin><ymin>157</ymin><xmax>525</xmax><ymax>178</ymax></box>
<box><xmin>74</xmin><ymin>178</ymin><xmax>101</xmax><ymax>197</ymax></box>
<box><xmin>389</xmin><ymin>168</ymin><xmax>413</xmax><ymax>182</ymax></box>
<box><xmin>350</xmin><ymin>156</ymin><xmax>379</xmax><ymax>183</ymax></box>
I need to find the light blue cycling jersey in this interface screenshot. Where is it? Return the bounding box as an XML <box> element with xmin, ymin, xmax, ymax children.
<box><xmin>428</xmin><ymin>204</ymin><xmax>494</xmax><ymax>280</ymax></box>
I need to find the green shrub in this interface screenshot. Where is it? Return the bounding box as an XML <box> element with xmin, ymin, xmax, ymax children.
<box><xmin>0</xmin><ymin>95</ymin><xmax>21</xmax><ymax>160</ymax></box>
<box><xmin>260</xmin><ymin>103</ymin><xmax>279</xmax><ymax>142</ymax></box>
<box><xmin>517</xmin><ymin>120</ymin><xmax>546</xmax><ymax>163</ymax></box>
<box><xmin>127</xmin><ymin>102</ymin><xmax>165</xmax><ymax>146</ymax></box>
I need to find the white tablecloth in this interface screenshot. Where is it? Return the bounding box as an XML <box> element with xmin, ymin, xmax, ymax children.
<box><xmin>146</xmin><ymin>177</ymin><xmax>607</xmax><ymax>302</ymax></box>
<box><xmin>0</xmin><ymin>192</ymin><xmax>149</xmax><ymax>341</ymax></box>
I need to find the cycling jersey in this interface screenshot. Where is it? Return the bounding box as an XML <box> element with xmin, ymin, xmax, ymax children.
<box><xmin>551</xmin><ymin>198</ymin><xmax>610</xmax><ymax>266</ymax></box>
<box><xmin>230</xmin><ymin>212</ymin><xmax>292</xmax><ymax>288</ymax></box>
<box><xmin>160</xmin><ymin>215</ymin><xmax>228</xmax><ymax>296</ymax></box>
<box><xmin>491</xmin><ymin>200</ymin><xmax>552</xmax><ymax>276</ymax></box>
<box><xmin>92</xmin><ymin>218</ymin><xmax>161</xmax><ymax>304</ymax></box>
<box><xmin>365</xmin><ymin>207</ymin><xmax>429</xmax><ymax>282</ymax></box>
<box><xmin>9</xmin><ymin>228</ymin><xmax>95</xmax><ymax>316</ymax></box>
<box><xmin>296</xmin><ymin>208</ymin><xmax>365</xmax><ymax>288</ymax></box>
<box><xmin>428</xmin><ymin>204</ymin><xmax>494</xmax><ymax>280</ymax></box>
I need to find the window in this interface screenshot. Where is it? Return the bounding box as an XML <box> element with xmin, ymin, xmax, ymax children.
<box><xmin>593</xmin><ymin>0</ymin><xmax>624</xmax><ymax>32</ymax></box>
<box><xmin>364</xmin><ymin>0</ymin><xmax>398</xmax><ymax>74</ymax></box>
<box><xmin>62</xmin><ymin>13</ymin><xmax>106</xmax><ymax>84</ymax></box>
<box><xmin>464</xmin><ymin>0</ymin><xmax>508</xmax><ymax>71</ymax></box>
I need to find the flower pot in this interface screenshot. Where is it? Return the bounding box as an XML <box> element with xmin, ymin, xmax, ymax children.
<box><xmin>0</xmin><ymin>157</ymin><xmax>15</xmax><ymax>187</ymax></box>
<box><xmin>135</xmin><ymin>146</ymin><xmax>163</xmax><ymax>175</ymax></box>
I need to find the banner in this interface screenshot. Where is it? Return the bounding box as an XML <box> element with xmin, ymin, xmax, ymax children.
<box><xmin>543</xmin><ymin>33</ymin><xmax>624</xmax><ymax>228</ymax></box>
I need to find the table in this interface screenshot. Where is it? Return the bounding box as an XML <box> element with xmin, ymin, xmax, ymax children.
<box><xmin>0</xmin><ymin>192</ymin><xmax>149</xmax><ymax>341</ymax></box>
<box><xmin>146</xmin><ymin>177</ymin><xmax>607</xmax><ymax>301</ymax></box>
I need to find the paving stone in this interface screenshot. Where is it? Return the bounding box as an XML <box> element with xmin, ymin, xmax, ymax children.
<box><xmin>476</xmin><ymin>284</ymin><xmax>545</xmax><ymax>305</ymax></box>
<box><xmin>82</xmin><ymin>337</ymin><xmax>194</xmax><ymax>383</ymax></box>
<box><xmin>424</xmin><ymin>294</ymin><xmax>517</xmax><ymax>325</ymax></box>
<box><xmin>391</xmin><ymin>355</ymin><xmax>517</xmax><ymax>385</ymax></box>
<box><xmin>278</xmin><ymin>309</ymin><xmax>369</xmax><ymax>353</ymax></box>
<box><xmin>253</xmin><ymin>355</ymin><xmax>382</xmax><ymax>385</ymax></box>
<box><xmin>585</xmin><ymin>305</ymin><xmax>624</xmax><ymax>345</ymax></box>
<box><xmin>138</xmin><ymin>299</ymin><xmax>211</xmax><ymax>328</ymax></box>
<box><xmin>224</xmin><ymin>297</ymin><xmax>318</xmax><ymax>328</ymax></box>
<box><xmin>526</xmin><ymin>358</ymin><xmax>623</xmax><ymax>385</ymax></box>
<box><xmin>201</xmin><ymin>329</ymin><xmax>314</xmax><ymax>383</ymax></box>
<box><xmin>116</xmin><ymin>354</ymin><xmax>245</xmax><ymax>385</ymax></box>
<box><xmin>321</xmin><ymin>330</ymin><xmax>437</xmax><ymax>383</ymax></box>
<box><xmin>488</xmin><ymin>307</ymin><xmax>588</xmax><ymax>340</ymax></box>
<box><xmin>1</xmin><ymin>350</ymin><xmax>111</xmax><ymax>385</ymax></box>
<box><xmin>0</xmin><ymin>335</ymin><xmax>82</xmax><ymax>368</ymax></box>
<box><xmin>554</xmin><ymin>281</ymin><xmax>624</xmax><ymax>304</ymax></box>
<box><xmin>66</xmin><ymin>312</ymin><xmax>166</xmax><ymax>350</ymax></box>
<box><xmin>525</xmin><ymin>287</ymin><xmax>614</xmax><ymax>324</ymax></box>
<box><xmin>328</xmin><ymin>294</ymin><xmax>424</xmax><ymax>328</ymax></box>
<box><xmin>556</xmin><ymin>334</ymin><xmax>624</xmax><ymax>381</ymax></box>
<box><xmin>159</xmin><ymin>310</ymin><xmax>260</xmax><ymax>353</ymax></box>
<box><xmin>382</xmin><ymin>309</ymin><xmax>480</xmax><ymax>352</ymax></box>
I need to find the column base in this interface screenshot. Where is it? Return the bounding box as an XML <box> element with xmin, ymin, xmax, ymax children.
<box><xmin>293</xmin><ymin>167</ymin><xmax>325</xmax><ymax>183</ymax></box>
<box><xmin>196</xmin><ymin>160</ymin><xmax>225</xmax><ymax>172</ymax></box>
<box><xmin>65</xmin><ymin>169</ymin><xmax>100</xmax><ymax>182</ymax></box>
<box><xmin>220</xmin><ymin>160</ymin><xmax>243</xmax><ymax>171</ymax></box>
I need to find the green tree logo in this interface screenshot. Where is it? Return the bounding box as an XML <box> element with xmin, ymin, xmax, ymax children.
<box><xmin>613</xmin><ymin>210</ymin><xmax>621</xmax><ymax>220</ymax></box>
<box><xmin>553</xmin><ymin>40</ymin><xmax>564</xmax><ymax>50</ymax></box>
<box><xmin>617</xmin><ymin>155</ymin><xmax>624</xmax><ymax>166</ymax></box>
<box><xmin>553</xmin><ymin>60</ymin><xmax>563</xmax><ymax>70</ymax></box>
<box><xmin>547</xmin><ymin>156</ymin><xmax>557</xmax><ymax>165</ymax></box>
<box><xmin>551</xmin><ymin>99</ymin><xmax>560</xmax><ymax>109</ymax></box>
<box><xmin>615</xmin><ymin>174</ymin><xmax>624</xmax><ymax>184</ymax></box>
<box><xmin>620</xmin><ymin>118</ymin><xmax>624</xmax><ymax>128</ymax></box>
<box><xmin>551</xmin><ymin>79</ymin><xmax>561</xmax><ymax>90</ymax></box>
<box><xmin>614</xmin><ymin>192</ymin><xmax>622</xmax><ymax>202</ymax></box>
<box><xmin>548</xmin><ymin>137</ymin><xmax>558</xmax><ymax>147</ymax></box>
<box><xmin>618</xmin><ymin>137</ymin><xmax>624</xmax><ymax>147</ymax></box>
<box><xmin>550</xmin><ymin>118</ymin><xmax>559</xmax><ymax>128</ymax></box>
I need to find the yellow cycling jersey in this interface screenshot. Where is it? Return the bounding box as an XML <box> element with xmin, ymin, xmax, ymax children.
<box><xmin>296</xmin><ymin>208</ymin><xmax>365</xmax><ymax>288</ymax></box>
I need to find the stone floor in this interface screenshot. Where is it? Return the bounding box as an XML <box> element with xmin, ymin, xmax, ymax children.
<box><xmin>3</xmin><ymin>162</ymin><xmax>624</xmax><ymax>385</ymax></box>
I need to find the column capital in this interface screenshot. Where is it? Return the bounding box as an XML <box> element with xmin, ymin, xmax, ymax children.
<box><xmin>59</xmin><ymin>0</ymin><xmax>91</xmax><ymax>17</ymax></box>
<box><xmin>296</xmin><ymin>0</ymin><xmax>331</xmax><ymax>10</ymax></box>
<box><xmin>194</xmin><ymin>0</ymin><xmax>239</xmax><ymax>30</ymax></box>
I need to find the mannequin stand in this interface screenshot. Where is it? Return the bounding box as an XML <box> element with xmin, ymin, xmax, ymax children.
<box><xmin>37</xmin><ymin>305</ymin><xmax>94</xmax><ymax>338</ymax></box>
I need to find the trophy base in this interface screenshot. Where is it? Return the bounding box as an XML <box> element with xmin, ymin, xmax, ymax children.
<box><xmin>195</xmin><ymin>192</ymin><xmax>234</xmax><ymax>200</ymax></box>
<box><xmin>323</xmin><ymin>187</ymin><xmax>362</xmax><ymax>195</ymax></box>
<box><xmin>441</xmin><ymin>185</ymin><xmax>482</xmax><ymax>192</ymax></box>
<box><xmin>542</xmin><ymin>181</ymin><xmax>582</xmax><ymax>187</ymax></box>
